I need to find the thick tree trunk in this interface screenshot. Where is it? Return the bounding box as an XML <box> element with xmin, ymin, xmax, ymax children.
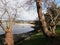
<box><xmin>51</xmin><ymin>26</ymin><xmax>56</xmax><ymax>34</ymax></box>
<box><xmin>4</xmin><ymin>27</ymin><xmax>14</xmax><ymax>45</ymax></box>
<box><xmin>36</xmin><ymin>0</ymin><xmax>55</xmax><ymax>37</ymax></box>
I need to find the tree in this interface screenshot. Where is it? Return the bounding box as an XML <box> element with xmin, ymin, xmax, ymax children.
<box><xmin>25</xmin><ymin>0</ymin><xmax>57</xmax><ymax>37</ymax></box>
<box><xmin>0</xmin><ymin>0</ymin><xmax>18</xmax><ymax>45</ymax></box>
<box><xmin>45</xmin><ymin>2</ymin><xmax>60</xmax><ymax>35</ymax></box>
<box><xmin>35</xmin><ymin>0</ymin><xmax>56</xmax><ymax>37</ymax></box>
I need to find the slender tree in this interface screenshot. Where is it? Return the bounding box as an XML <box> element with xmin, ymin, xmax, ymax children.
<box><xmin>35</xmin><ymin>0</ymin><xmax>56</xmax><ymax>37</ymax></box>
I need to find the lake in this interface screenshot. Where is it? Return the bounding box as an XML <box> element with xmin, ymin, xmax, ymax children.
<box><xmin>0</xmin><ymin>23</ymin><xmax>35</xmax><ymax>34</ymax></box>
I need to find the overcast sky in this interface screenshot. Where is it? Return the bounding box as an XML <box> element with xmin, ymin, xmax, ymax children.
<box><xmin>0</xmin><ymin>0</ymin><xmax>38</xmax><ymax>21</ymax></box>
<box><xmin>0</xmin><ymin>0</ymin><xmax>60</xmax><ymax>21</ymax></box>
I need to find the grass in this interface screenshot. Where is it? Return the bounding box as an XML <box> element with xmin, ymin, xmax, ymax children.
<box><xmin>56</xmin><ymin>26</ymin><xmax>60</xmax><ymax>34</ymax></box>
<box><xmin>16</xmin><ymin>26</ymin><xmax>60</xmax><ymax>45</ymax></box>
<box><xmin>22</xmin><ymin>33</ymin><xmax>47</xmax><ymax>45</ymax></box>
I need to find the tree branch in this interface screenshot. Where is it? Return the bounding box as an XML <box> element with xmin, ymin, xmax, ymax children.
<box><xmin>47</xmin><ymin>11</ymin><xmax>53</xmax><ymax>20</ymax></box>
<box><xmin>0</xmin><ymin>24</ymin><xmax>5</xmax><ymax>31</ymax></box>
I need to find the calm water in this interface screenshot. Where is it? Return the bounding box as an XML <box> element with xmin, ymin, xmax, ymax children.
<box><xmin>0</xmin><ymin>24</ymin><xmax>34</xmax><ymax>34</ymax></box>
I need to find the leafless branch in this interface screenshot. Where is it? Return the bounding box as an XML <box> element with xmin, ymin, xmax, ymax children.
<box><xmin>0</xmin><ymin>0</ymin><xmax>5</xmax><ymax>4</ymax></box>
<box><xmin>53</xmin><ymin>7</ymin><xmax>60</xmax><ymax>20</ymax></box>
<box><xmin>0</xmin><ymin>0</ymin><xmax>8</xmax><ymax>5</ymax></box>
<box><xmin>0</xmin><ymin>24</ymin><xmax>5</xmax><ymax>31</ymax></box>
<box><xmin>47</xmin><ymin>10</ymin><xmax>53</xmax><ymax>20</ymax></box>
<box><xmin>0</xmin><ymin>11</ymin><xmax>5</xmax><ymax>20</ymax></box>
<box><xmin>54</xmin><ymin>14</ymin><xmax>60</xmax><ymax>20</ymax></box>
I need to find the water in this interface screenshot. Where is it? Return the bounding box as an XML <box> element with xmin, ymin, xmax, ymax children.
<box><xmin>0</xmin><ymin>23</ymin><xmax>34</xmax><ymax>34</ymax></box>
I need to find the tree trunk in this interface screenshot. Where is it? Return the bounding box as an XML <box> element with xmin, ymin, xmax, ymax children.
<box><xmin>51</xmin><ymin>26</ymin><xmax>56</xmax><ymax>34</ymax></box>
<box><xmin>48</xmin><ymin>20</ymin><xmax>56</xmax><ymax>35</ymax></box>
<box><xmin>4</xmin><ymin>27</ymin><xmax>14</xmax><ymax>45</ymax></box>
<box><xmin>36</xmin><ymin>0</ymin><xmax>55</xmax><ymax>37</ymax></box>
<box><xmin>48</xmin><ymin>25</ymin><xmax>56</xmax><ymax>35</ymax></box>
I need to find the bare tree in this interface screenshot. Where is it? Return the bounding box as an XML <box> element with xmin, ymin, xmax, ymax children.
<box><xmin>0</xmin><ymin>0</ymin><xmax>18</xmax><ymax>45</ymax></box>
<box><xmin>45</xmin><ymin>2</ymin><xmax>60</xmax><ymax>35</ymax></box>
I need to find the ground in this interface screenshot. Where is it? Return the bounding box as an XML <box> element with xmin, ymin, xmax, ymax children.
<box><xmin>16</xmin><ymin>25</ymin><xmax>60</xmax><ymax>45</ymax></box>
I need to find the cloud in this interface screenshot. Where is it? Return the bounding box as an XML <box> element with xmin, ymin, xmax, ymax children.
<box><xmin>0</xmin><ymin>0</ymin><xmax>60</xmax><ymax>21</ymax></box>
<box><xmin>0</xmin><ymin>0</ymin><xmax>38</xmax><ymax>21</ymax></box>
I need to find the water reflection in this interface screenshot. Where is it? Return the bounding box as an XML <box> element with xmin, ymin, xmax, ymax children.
<box><xmin>0</xmin><ymin>24</ymin><xmax>34</xmax><ymax>34</ymax></box>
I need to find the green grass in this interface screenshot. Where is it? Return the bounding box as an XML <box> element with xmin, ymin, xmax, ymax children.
<box><xmin>56</xmin><ymin>26</ymin><xmax>60</xmax><ymax>34</ymax></box>
<box><xmin>21</xmin><ymin>33</ymin><xmax>50</xmax><ymax>45</ymax></box>
<box><xmin>17</xmin><ymin>26</ymin><xmax>60</xmax><ymax>45</ymax></box>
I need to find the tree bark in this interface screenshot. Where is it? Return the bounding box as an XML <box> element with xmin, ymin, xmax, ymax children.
<box><xmin>51</xmin><ymin>26</ymin><xmax>56</xmax><ymax>34</ymax></box>
<box><xmin>36</xmin><ymin>0</ymin><xmax>55</xmax><ymax>37</ymax></box>
<box><xmin>4</xmin><ymin>27</ymin><xmax>14</xmax><ymax>45</ymax></box>
<box><xmin>48</xmin><ymin>25</ymin><xmax>56</xmax><ymax>35</ymax></box>
<box><xmin>48</xmin><ymin>19</ymin><xmax>56</xmax><ymax>34</ymax></box>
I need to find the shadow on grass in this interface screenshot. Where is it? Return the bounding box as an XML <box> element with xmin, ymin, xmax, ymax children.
<box><xmin>16</xmin><ymin>25</ymin><xmax>60</xmax><ymax>45</ymax></box>
<box><xmin>16</xmin><ymin>33</ymin><xmax>60</xmax><ymax>45</ymax></box>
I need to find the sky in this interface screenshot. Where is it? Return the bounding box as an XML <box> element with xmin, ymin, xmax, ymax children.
<box><xmin>0</xmin><ymin>0</ymin><xmax>60</xmax><ymax>21</ymax></box>
<box><xmin>0</xmin><ymin>0</ymin><xmax>38</xmax><ymax>21</ymax></box>
<box><xmin>55</xmin><ymin>0</ymin><xmax>60</xmax><ymax>6</ymax></box>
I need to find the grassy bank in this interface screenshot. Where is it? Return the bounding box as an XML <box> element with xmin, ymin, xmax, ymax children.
<box><xmin>16</xmin><ymin>26</ymin><xmax>60</xmax><ymax>45</ymax></box>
